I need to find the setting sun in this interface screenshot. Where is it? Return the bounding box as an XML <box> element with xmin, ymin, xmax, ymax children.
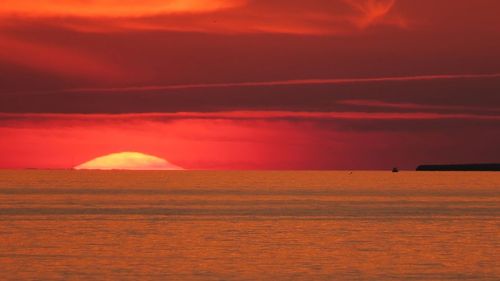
<box><xmin>0</xmin><ymin>0</ymin><xmax>499</xmax><ymax>280</ymax></box>
<box><xmin>74</xmin><ymin>152</ymin><xmax>183</xmax><ymax>170</ymax></box>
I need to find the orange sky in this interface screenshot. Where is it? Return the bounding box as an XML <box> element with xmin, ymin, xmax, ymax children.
<box><xmin>1</xmin><ymin>0</ymin><xmax>500</xmax><ymax>169</ymax></box>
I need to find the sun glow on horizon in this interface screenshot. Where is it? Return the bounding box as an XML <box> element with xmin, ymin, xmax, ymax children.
<box><xmin>74</xmin><ymin>152</ymin><xmax>183</xmax><ymax>170</ymax></box>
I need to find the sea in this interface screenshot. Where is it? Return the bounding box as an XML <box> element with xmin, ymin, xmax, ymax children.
<box><xmin>0</xmin><ymin>170</ymin><xmax>499</xmax><ymax>280</ymax></box>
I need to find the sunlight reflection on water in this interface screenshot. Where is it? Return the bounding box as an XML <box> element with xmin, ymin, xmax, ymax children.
<box><xmin>0</xmin><ymin>171</ymin><xmax>499</xmax><ymax>280</ymax></box>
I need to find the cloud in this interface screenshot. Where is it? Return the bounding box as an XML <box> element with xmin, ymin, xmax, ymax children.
<box><xmin>1</xmin><ymin>111</ymin><xmax>499</xmax><ymax>170</ymax></box>
<box><xmin>0</xmin><ymin>35</ymin><xmax>126</xmax><ymax>81</ymax></box>
<box><xmin>0</xmin><ymin>0</ymin><xmax>244</xmax><ymax>17</ymax></box>
<box><xmin>2</xmin><ymin>109</ymin><xmax>498</xmax><ymax>164</ymax></box>
<box><xmin>0</xmin><ymin>115</ymin><xmax>339</xmax><ymax>170</ymax></box>
<box><xmin>3</xmin><ymin>72</ymin><xmax>499</xmax><ymax>114</ymax></box>
<box><xmin>343</xmin><ymin>0</ymin><xmax>401</xmax><ymax>28</ymax></box>
<box><xmin>1</xmin><ymin>111</ymin><xmax>499</xmax><ymax>124</ymax></box>
<box><xmin>0</xmin><ymin>0</ymin><xmax>404</xmax><ymax>35</ymax></box>
<box><xmin>0</xmin><ymin>1</ymin><xmax>406</xmax><ymax>81</ymax></box>
<box><xmin>0</xmin><ymin>1</ymin><xmax>406</xmax><ymax>80</ymax></box>
<box><xmin>338</xmin><ymin>99</ymin><xmax>500</xmax><ymax>113</ymax></box>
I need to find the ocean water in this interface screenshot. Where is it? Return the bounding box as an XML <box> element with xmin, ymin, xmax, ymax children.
<box><xmin>0</xmin><ymin>170</ymin><xmax>499</xmax><ymax>280</ymax></box>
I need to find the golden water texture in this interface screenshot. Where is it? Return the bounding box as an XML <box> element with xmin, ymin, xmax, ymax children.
<box><xmin>0</xmin><ymin>170</ymin><xmax>499</xmax><ymax>280</ymax></box>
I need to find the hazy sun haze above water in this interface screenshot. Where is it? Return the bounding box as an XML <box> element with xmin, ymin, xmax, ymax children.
<box><xmin>0</xmin><ymin>170</ymin><xmax>499</xmax><ymax>280</ymax></box>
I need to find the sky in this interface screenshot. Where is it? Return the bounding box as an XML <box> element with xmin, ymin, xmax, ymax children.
<box><xmin>1</xmin><ymin>0</ymin><xmax>500</xmax><ymax>170</ymax></box>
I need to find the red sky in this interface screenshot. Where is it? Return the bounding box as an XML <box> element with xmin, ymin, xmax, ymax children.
<box><xmin>1</xmin><ymin>0</ymin><xmax>500</xmax><ymax>170</ymax></box>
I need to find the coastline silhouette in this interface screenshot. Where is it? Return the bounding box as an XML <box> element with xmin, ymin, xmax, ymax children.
<box><xmin>417</xmin><ymin>163</ymin><xmax>500</xmax><ymax>171</ymax></box>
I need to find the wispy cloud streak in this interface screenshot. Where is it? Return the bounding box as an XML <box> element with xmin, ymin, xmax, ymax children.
<box><xmin>338</xmin><ymin>99</ymin><xmax>500</xmax><ymax>113</ymax></box>
<box><xmin>1</xmin><ymin>111</ymin><xmax>499</xmax><ymax>122</ymax></box>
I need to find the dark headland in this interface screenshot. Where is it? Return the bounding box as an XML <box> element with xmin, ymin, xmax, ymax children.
<box><xmin>416</xmin><ymin>163</ymin><xmax>500</xmax><ymax>171</ymax></box>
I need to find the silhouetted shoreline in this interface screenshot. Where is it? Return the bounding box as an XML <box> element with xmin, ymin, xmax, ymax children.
<box><xmin>417</xmin><ymin>163</ymin><xmax>500</xmax><ymax>171</ymax></box>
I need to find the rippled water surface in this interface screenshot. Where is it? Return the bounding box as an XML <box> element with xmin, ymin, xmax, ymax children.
<box><xmin>0</xmin><ymin>170</ymin><xmax>499</xmax><ymax>280</ymax></box>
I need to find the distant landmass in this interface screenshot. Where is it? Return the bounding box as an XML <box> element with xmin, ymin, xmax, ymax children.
<box><xmin>416</xmin><ymin>163</ymin><xmax>500</xmax><ymax>171</ymax></box>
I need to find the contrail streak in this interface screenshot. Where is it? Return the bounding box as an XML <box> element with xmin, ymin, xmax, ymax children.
<box><xmin>64</xmin><ymin>73</ymin><xmax>500</xmax><ymax>93</ymax></box>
